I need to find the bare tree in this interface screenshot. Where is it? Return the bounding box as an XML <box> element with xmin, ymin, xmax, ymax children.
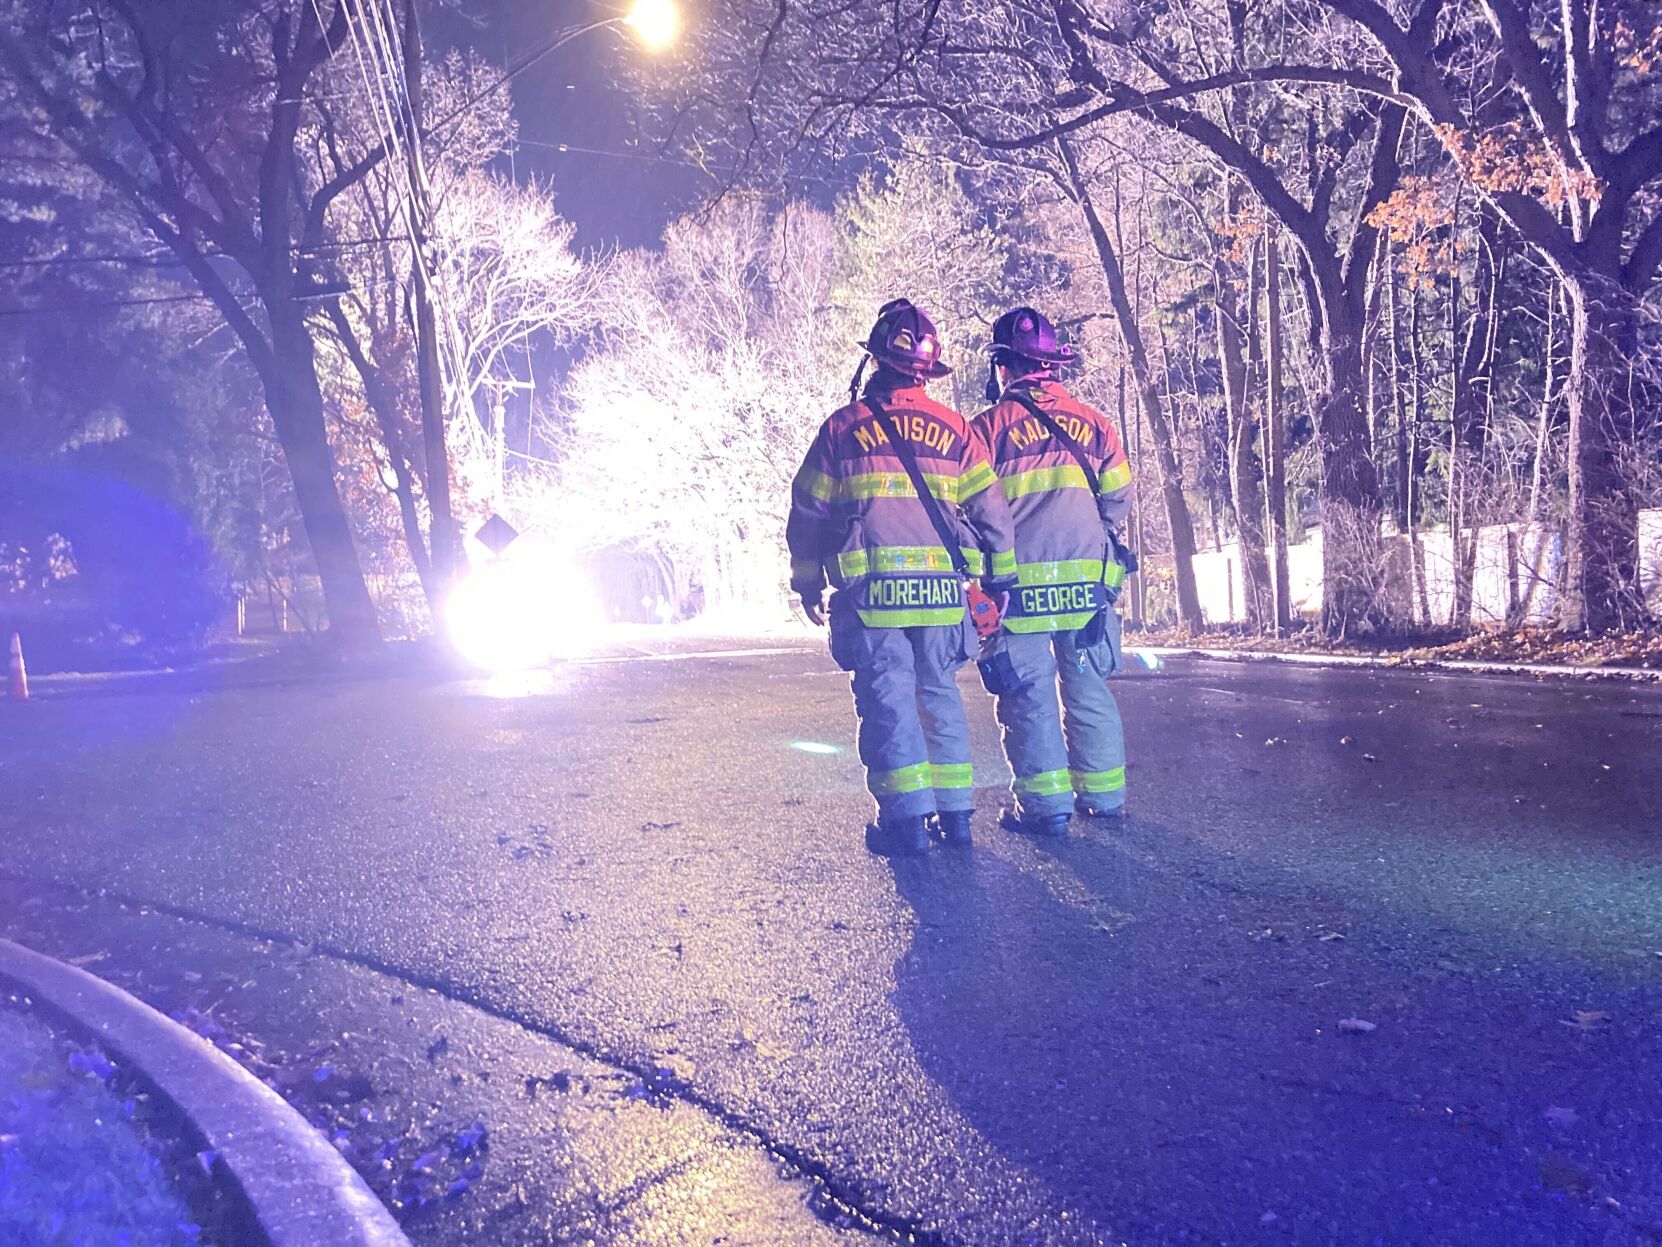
<box><xmin>0</xmin><ymin>0</ymin><xmax>392</xmax><ymax>645</ymax></box>
<box><xmin>539</xmin><ymin>199</ymin><xmax>840</xmax><ymax>617</ymax></box>
<box><xmin>669</xmin><ymin>0</ymin><xmax>1433</xmax><ymax>634</ymax></box>
<box><xmin>1316</xmin><ymin>0</ymin><xmax>1662</xmax><ymax>630</ymax></box>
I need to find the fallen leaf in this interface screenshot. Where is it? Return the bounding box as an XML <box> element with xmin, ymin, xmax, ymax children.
<box><xmin>1339</xmin><ymin>735</ymin><xmax>1355</xmax><ymax>746</ymax></box>
<box><xmin>1362</xmin><ymin>753</ymin><xmax>1378</xmax><ymax>762</ymax></box>
<box><xmin>1559</xmin><ymin>1010</ymin><xmax>1611</xmax><ymax>1031</ymax></box>
<box><xmin>1319</xmin><ymin>931</ymin><xmax>1346</xmax><ymax>942</ymax></box>
<box><xmin>1337</xmin><ymin>1017</ymin><xmax>1377</xmax><ymax>1034</ymax></box>
<box><xmin>1539</xmin><ymin>1155</ymin><xmax>1592</xmax><ymax>1196</ymax></box>
<box><xmin>1543</xmin><ymin>1106</ymin><xmax>1578</xmax><ymax>1127</ymax></box>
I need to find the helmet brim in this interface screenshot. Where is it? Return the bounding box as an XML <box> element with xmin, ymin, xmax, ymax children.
<box><xmin>861</xmin><ymin>345</ymin><xmax>954</xmax><ymax>379</ymax></box>
<box><xmin>988</xmin><ymin>344</ymin><xmax>1077</xmax><ymax>367</ymax></box>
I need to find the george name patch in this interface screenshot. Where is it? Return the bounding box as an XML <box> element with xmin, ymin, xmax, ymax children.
<box><xmin>1009</xmin><ymin>582</ymin><xmax>1108</xmax><ymax>618</ymax></box>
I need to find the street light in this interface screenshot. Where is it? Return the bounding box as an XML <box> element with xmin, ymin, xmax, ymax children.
<box><xmin>429</xmin><ymin>1</ymin><xmax>682</xmax><ymax>136</ymax></box>
<box><xmin>624</xmin><ymin>0</ymin><xmax>679</xmax><ymax>51</ymax></box>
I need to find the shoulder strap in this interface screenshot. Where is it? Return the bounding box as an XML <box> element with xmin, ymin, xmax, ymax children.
<box><xmin>1004</xmin><ymin>386</ymin><xmax>1139</xmax><ymax>575</ymax></box>
<box><xmin>1004</xmin><ymin>387</ymin><xmax>1100</xmax><ymax>496</ymax></box>
<box><xmin>866</xmin><ymin>395</ymin><xmax>971</xmax><ymax>579</ymax></box>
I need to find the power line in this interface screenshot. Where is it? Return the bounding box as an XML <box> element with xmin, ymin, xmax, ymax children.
<box><xmin>0</xmin><ymin>235</ymin><xmax>413</xmax><ymax>272</ymax></box>
<box><xmin>514</xmin><ymin>137</ymin><xmax>843</xmax><ymax>186</ymax></box>
<box><xmin>0</xmin><ymin>290</ymin><xmax>237</xmax><ymax>318</ymax></box>
<box><xmin>0</xmin><ymin>269</ymin><xmax>404</xmax><ymax>317</ymax></box>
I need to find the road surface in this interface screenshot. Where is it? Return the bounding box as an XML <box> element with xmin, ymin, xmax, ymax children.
<box><xmin>2</xmin><ymin>642</ymin><xmax>1659</xmax><ymax>1245</ymax></box>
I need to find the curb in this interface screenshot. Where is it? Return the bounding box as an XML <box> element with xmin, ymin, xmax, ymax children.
<box><xmin>0</xmin><ymin>938</ymin><xmax>410</xmax><ymax>1247</ymax></box>
<box><xmin>1139</xmin><ymin>645</ymin><xmax>1662</xmax><ymax>683</ymax></box>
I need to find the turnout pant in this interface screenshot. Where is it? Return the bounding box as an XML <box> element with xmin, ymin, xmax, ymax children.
<box><xmin>995</xmin><ymin>619</ymin><xmax>1126</xmax><ymax>820</ymax></box>
<box><xmin>829</xmin><ymin>599</ymin><xmax>976</xmax><ymax>821</ymax></box>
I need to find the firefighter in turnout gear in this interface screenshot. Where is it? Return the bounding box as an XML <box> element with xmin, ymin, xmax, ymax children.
<box><xmin>974</xmin><ymin>306</ymin><xmax>1133</xmax><ymax>836</ymax></box>
<box><xmin>788</xmin><ymin>299</ymin><xmax>1019</xmax><ymax>856</ymax></box>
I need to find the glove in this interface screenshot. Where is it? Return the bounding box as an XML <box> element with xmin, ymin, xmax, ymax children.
<box><xmin>800</xmin><ymin>590</ymin><xmax>826</xmax><ymax>626</ymax></box>
<box><xmin>1106</xmin><ymin>527</ymin><xmax>1139</xmax><ymax>576</ymax></box>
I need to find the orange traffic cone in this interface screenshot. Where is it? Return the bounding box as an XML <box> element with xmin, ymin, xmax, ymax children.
<box><xmin>8</xmin><ymin>633</ymin><xmax>27</xmax><ymax>701</ymax></box>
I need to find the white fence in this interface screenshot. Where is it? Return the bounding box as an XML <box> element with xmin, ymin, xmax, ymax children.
<box><xmin>1190</xmin><ymin>509</ymin><xmax>1662</xmax><ymax>627</ymax></box>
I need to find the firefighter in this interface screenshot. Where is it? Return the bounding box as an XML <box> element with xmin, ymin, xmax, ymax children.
<box><xmin>788</xmin><ymin>299</ymin><xmax>1018</xmax><ymax>856</ymax></box>
<box><xmin>974</xmin><ymin>306</ymin><xmax>1132</xmax><ymax>836</ymax></box>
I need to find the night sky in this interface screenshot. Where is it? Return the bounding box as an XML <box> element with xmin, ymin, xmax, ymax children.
<box><xmin>433</xmin><ymin>0</ymin><xmax>715</xmax><ymax>251</ymax></box>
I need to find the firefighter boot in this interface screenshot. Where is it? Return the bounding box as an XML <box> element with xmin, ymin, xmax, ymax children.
<box><xmin>933</xmin><ymin>809</ymin><xmax>973</xmax><ymax>846</ymax></box>
<box><xmin>865</xmin><ymin>815</ymin><xmax>930</xmax><ymax>858</ymax></box>
<box><xmin>1074</xmin><ymin>798</ymin><xmax>1124</xmax><ymax>821</ymax></box>
<box><xmin>1000</xmin><ymin>807</ymin><xmax>1071</xmax><ymax>838</ymax></box>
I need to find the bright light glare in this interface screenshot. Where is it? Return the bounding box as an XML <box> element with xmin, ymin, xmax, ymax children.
<box><xmin>790</xmin><ymin>740</ymin><xmax>842</xmax><ymax>755</ymax></box>
<box><xmin>446</xmin><ymin>548</ymin><xmax>609</xmax><ymax>671</ymax></box>
<box><xmin>624</xmin><ymin>0</ymin><xmax>678</xmax><ymax>50</ymax></box>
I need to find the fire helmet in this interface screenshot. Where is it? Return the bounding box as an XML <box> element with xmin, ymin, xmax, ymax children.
<box><xmin>989</xmin><ymin>306</ymin><xmax>1075</xmax><ymax>369</ymax></box>
<box><xmin>860</xmin><ymin>298</ymin><xmax>952</xmax><ymax>380</ymax></box>
<box><xmin>987</xmin><ymin>306</ymin><xmax>1075</xmax><ymax>401</ymax></box>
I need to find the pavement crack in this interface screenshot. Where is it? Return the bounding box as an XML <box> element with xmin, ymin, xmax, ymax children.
<box><xmin>0</xmin><ymin>868</ymin><xmax>960</xmax><ymax>1246</ymax></box>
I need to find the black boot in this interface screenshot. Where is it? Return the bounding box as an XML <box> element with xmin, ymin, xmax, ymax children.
<box><xmin>865</xmin><ymin>815</ymin><xmax>930</xmax><ymax>857</ymax></box>
<box><xmin>933</xmin><ymin>809</ymin><xmax>973</xmax><ymax>846</ymax></box>
<box><xmin>1000</xmin><ymin>807</ymin><xmax>1070</xmax><ymax>838</ymax></box>
<box><xmin>1073</xmin><ymin>797</ymin><xmax>1125</xmax><ymax>821</ymax></box>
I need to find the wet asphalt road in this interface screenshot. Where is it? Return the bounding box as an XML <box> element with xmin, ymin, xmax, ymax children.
<box><xmin>1</xmin><ymin>645</ymin><xmax>1660</xmax><ymax>1246</ymax></box>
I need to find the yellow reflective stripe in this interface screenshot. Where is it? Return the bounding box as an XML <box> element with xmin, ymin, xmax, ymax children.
<box><xmin>1000</xmin><ymin>464</ymin><xmax>1090</xmax><ymax>500</ymax></box>
<box><xmin>1014</xmin><ymin>769</ymin><xmax>1072</xmax><ymax>797</ymax></box>
<box><xmin>796</xmin><ymin>468</ymin><xmax>837</xmax><ymax>503</ymax></box>
<box><xmin>1101</xmin><ymin>461</ymin><xmax>1132</xmax><ymax>492</ymax></box>
<box><xmin>870</xmin><ymin>762</ymin><xmax>932</xmax><ymax>796</ymax></box>
<box><xmin>855</xmin><ymin>607</ymin><xmax>964</xmax><ymax>627</ymax></box>
<box><xmin>1104</xmin><ymin>560</ymin><xmax>1127</xmax><ymax>588</ymax></box>
<box><xmin>836</xmin><ymin>546</ymin><xmax>984</xmax><ymax>577</ymax></box>
<box><xmin>959</xmin><ymin>462</ymin><xmax>998</xmax><ymax>499</ymax></box>
<box><xmin>790</xmin><ymin>558</ymin><xmax>821</xmax><ymax>581</ymax></box>
<box><xmin>990</xmin><ymin>549</ymin><xmax>1018</xmax><ymax>577</ymax></box>
<box><xmin>932</xmin><ymin>762</ymin><xmax>974</xmax><ymax>789</ymax></box>
<box><xmin>839</xmin><ymin>472</ymin><xmax>960</xmax><ymax>503</ymax></box>
<box><xmin>1017</xmin><ymin>559</ymin><xmax>1106</xmax><ymax>585</ymax></box>
<box><xmin>1071</xmin><ymin>767</ymin><xmax>1126</xmax><ymax>794</ymax></box>
<box><xmin>1006</xmin><ymin>615</ymin><xmax>1094</xmax><ymax>634</ymax></box>
<box><xmin>838</xmin><ymin>546</ymin><xmax>961</xmax><ymax>576</ymax></box>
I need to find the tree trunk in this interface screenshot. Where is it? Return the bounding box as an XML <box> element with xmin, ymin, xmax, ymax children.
<box><xmin>1513</xmin><ymin>281</ymin><xmax>1563</xmax><ymax>627</ymax></box>
<box><xmin>1115</xmin><ymin>364</ymin><xmax>1146</xmax><ymax>629</ymax></box>
<box><xmin>325</xmin><ymin>305</ymin><xmax>438</xmax><ymax>612</ymax></box>
<box><xmin>1313</xmin><ymin>291</ymin><xmax>1386</xmax><ymax>637</ymax></box>
<box><xmin>1262</xmin><ymin>232</ymin><xmax>1292</xmax><ymax>632</ymax></box>
<box><xmin>265</xmin><ymin>305</ymin><xmax>381</xmax><ymax>648</ymax></box>
<box><xmin>1217</xmin><ymin>250</ymin><xmax>1272</xmax><ymax>630</ymax></box>
<box><xmin>403</xmin><ymin>0</ymin><xmax>461</xmax><ymax>599</ymax></box>
<box><xmin>1559</xmin><ymin>278</ymin><xmax>1646</xmax><ymax>632</ymax></box>
<box><xmin>1061</xmin><ymin>139</ymin><xmax>1203</xmax><ymax>632</ymax></box>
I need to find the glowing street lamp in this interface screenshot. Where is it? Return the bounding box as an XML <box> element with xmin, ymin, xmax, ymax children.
<box><xmin>624</xmin><ymin>0</ymin><xmax>679</xmax><ymax>50</ymax></box>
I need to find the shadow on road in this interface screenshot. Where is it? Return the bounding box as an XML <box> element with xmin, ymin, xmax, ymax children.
<box><xmin>881</xmin><ymin>818</ymin><xmax>1641</xmax><ymax>1246</ymax></box>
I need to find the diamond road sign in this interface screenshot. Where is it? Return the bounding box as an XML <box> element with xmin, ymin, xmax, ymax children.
<box><xmin>474</xmin><ymin>513</ymin><xmax>520</xmax><ymax>555</ymax></box>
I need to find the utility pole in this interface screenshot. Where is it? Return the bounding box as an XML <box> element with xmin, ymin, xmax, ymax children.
<box><xmin>486</xmin><ymin>377</ymin><xmax>535</xmax><ymax>510</ymax></box>
<box><xmin>400</xmin><ymin>0</ymin><xmax>460</xmax><ymax>596</ymax></box>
